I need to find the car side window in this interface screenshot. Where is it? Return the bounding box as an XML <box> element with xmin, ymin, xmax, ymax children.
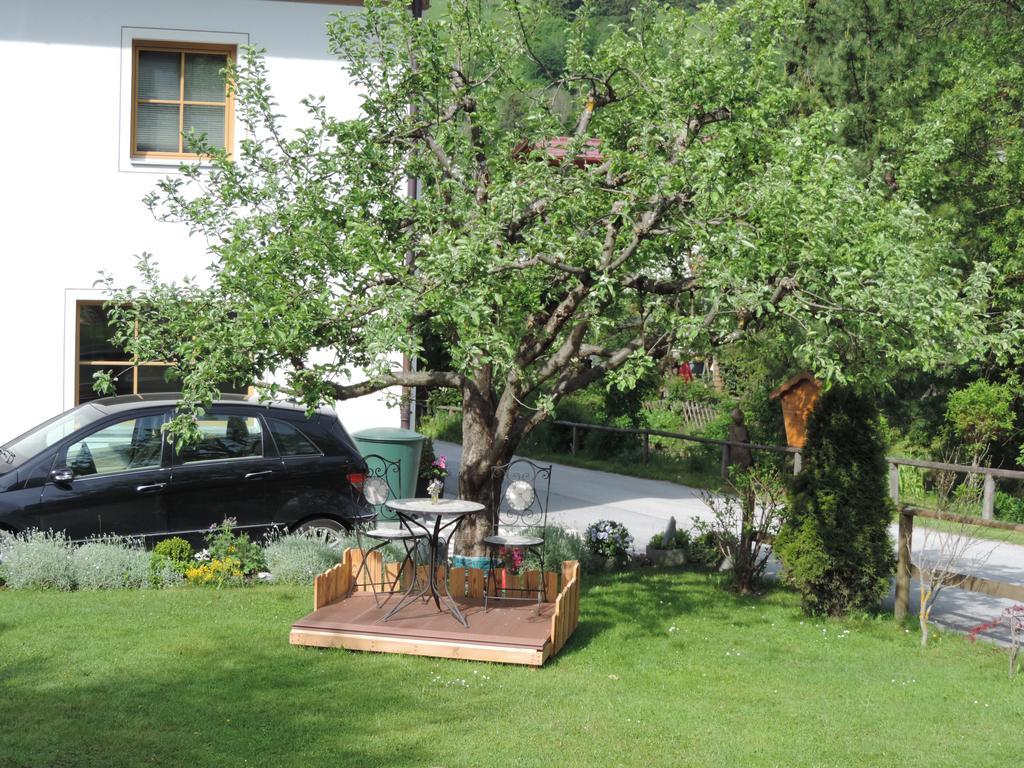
<box><xmin>268</xmin><ymin>418</ymin><xmax>322</xmax><ymax>457</ymax></box>
<box><xmin>179</xmin><ymin>414</ymin><xmax>263</xmax><ymax>464</ymax></box>
<box><xmin>64</xmin><ymin>414</ymin><xmax>166</xmax><ymax>478</ymax></box>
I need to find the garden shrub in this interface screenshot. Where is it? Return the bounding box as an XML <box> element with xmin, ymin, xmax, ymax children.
<box><xmin>0</xmin><ymin>530</ymin><xmax>75</xmax><ymax>590</ymax></box>
<box><xmin>185</xmin><ymin>556</ymin><xmax>245</xmax><ymax>588</ymax></box>
<box><xmin>149</xmin><ymin>554</ymin><xmax>185</xmax><ymax>588</ymax></box>
<box><xmin>152</xmin><ymin>537</ymin><xmax>194</xmax><ymax>575</ymax></box>
<box><xmin>71</xmin><ymin>539</ymin><xmax>150</xmax><ymax>590</ymax></box>
<box><xmin>648</xmin><ymin>530</ymin><xmax>690</xmax><ymax>550</ymax></box>
<box><xmin>995</xmin><ymin>492</ymin><xmax>1024</xmax><ymax>525</ymax></box>
<box><xmin>264</xmin><ymin>532</ymin><xmax>344</xmax><ymax>584</ymax></box>
<box><xmin>774</xmin><ymin>387</ymin><xmax>896</xmax><ymax>616</ymax></box>
<box><xmin>202</xmin><ymin>518</ymin><xmax>265</xmax><ymax>575</ymax></box>
<box><xmin>584</xmin><ymin>520</ymin><xmax>633</xmax><ymax>567</ymax></box>
<box><xmin>686</xmin><ymin>529</ymin><xmax>724</xmax><ymax>570</ymax></box>
<box><xmin>523</xmin><ymin>525</ymin><xmax>589</xmax><ymax>572</ymax></box>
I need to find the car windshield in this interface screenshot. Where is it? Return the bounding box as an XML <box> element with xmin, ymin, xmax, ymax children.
<box><xmin>0</xmin><ymin>405</ymin><xmax>105</xmax><ymax>471</ymax></box>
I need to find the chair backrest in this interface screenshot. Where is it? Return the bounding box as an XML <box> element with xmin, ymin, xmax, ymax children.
<box><xmin>359</xmin><ymin>453</ymin><xmax>402</xmax><ymax>523</ymax></box>
<box><xmin>491</xmin><ymin>458</ymin><xmax>552</xmax><ymax>535</ymax></box>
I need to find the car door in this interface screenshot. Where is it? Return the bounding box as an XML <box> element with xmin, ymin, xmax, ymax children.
<box><xmin>37</xmin><ymin>409</ymin><xmax>171</xmax><ymax>540</ymax></box>
<box><xmin>165</xmin><ymin>409</ymin><xmax>282</xmax><ymax>539</ymax></box>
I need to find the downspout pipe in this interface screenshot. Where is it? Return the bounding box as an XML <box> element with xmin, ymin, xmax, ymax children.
<box><xmin>400</xmin><ymin>0</ymin><xmax>424</xmax><ymax>430</ymax></box>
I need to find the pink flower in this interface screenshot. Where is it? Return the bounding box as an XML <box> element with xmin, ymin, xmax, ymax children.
<box><xmin>434</xmin><ymin>456</ymin><xmax>447</xmax><ymax>470</ymax></box>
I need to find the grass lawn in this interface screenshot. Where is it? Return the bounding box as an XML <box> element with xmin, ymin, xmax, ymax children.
<box><xmin>1</xmin><ymin>572</ymin><xmax>1020</xmax><ymax>768</ymax></box>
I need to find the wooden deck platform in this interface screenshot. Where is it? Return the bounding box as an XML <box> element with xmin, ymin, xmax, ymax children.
<box><xmin>289</xmin><ymin>551</ymin><xmax>581</xmax><ymax>666</ymax></box>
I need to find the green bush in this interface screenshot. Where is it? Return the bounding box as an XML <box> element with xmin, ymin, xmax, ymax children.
<box><xmin>648</xmin><ymin>530</ymin><xmax>690</xmax><ymax>550</ymax></box>
<box><xmin>149</xmin><ymin>554</ymin><xmax>185</xmax><ymax>588</ymax></box>
<box><xmin>774</xmin><ymin>387</ymin><xmax>895</xmax><ymax>616</ymax></box>
<box><xmin>419</xmin><ymin>410</ymin><xmax>462</xmax><ymax>443</ymax></box>
<box><xmin>0</xmin><ymin>530</ymin><xmax>75</xmax><ymax>590</ymax></box>
<box><xmin>995</xmin><ymin>492</ymin><xmax>1024</xmax><ymax>525</ymax></box>
<box><xmin>153</xmin><ymin>537</ymin><xmax>194</xmax><ymax>575</ymax></box>
<box><xmin>203</xmin><ymin>519</ymin><xmax>266</xmax><ymax>575</ymax></box>
<box><xmin>523</xmin><ymin>525</ymin><xmax>589</xmax><ymax>572</ymax></box>
<box><xmin>264</xmin><ymin>532</ymin><xmax>344</xmax><ymax>585</ymax></box>
<box><xmin>686</xmin><ymin>529</ymin><xmax>724</xmax><ymax>570</ymax></box>
<box><xmin>71</xmin><ymin>540</ymin><xmax>150</xmax><ymax>590</ymax></box>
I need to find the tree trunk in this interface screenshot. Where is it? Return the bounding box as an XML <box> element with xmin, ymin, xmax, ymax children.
<box><xmin>452</xmin><ymin>381</ymin><xmax>513</xmax><ymax>557</ymax></box>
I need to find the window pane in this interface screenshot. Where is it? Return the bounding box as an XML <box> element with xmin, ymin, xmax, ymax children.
<box><xmin>65</xmin><ymin>415</ymin><xmax>165</xmax><ymax>478</ymax></box>
<box><xmin>269</xmin><ymin>419</ymin><xmax>321</xmax><ymax>457</ymax></box>
<box><xmin>136</xmin><ymin>103</ymin><xmax>180</xmax><ymax>152</ymax></box>
<box><xmin>179</xmin><ymin>415</ymin><xmax>262</xmax><ymax>463</ymax></box>
<box><xmin>78</xmin><ymin>304</ymin><xmax>124</xmax><ymax>362</ymax></box>
<box><xmin>138</xmin><ymin>366</ymin><xmax>184</xmax><ymax>394</ymax></box>
<box><xmin>184</xmin><ymin>53</ymin><xmax>227</xmax><ymax>102</ymax></box>
<box><xmin>137</xmin><ymin>50</ymin><xmax>180</xmax><ymax>101</ymax></box>
<box><xmin>79</xmin><ymin>365</ymin><xmax>133</xmax><ymax>404</ymax></box>
<box><xmin>183</xmin><ymin>105</ymin><xmax>225</xmax><ymax>150</ymax></box>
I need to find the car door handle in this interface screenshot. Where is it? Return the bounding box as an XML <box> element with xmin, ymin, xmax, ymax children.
<box><xmin>136</xmin><ymin>483</ymin><xmax>167</xmax><ymax>493</ymax></box>
<box><xmin>244</xmin><ymin>470</ymin><xmax>273</xmax><ymax>479</ymax></box>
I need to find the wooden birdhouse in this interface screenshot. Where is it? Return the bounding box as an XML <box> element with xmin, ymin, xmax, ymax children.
<box><xmin>769</xmin><ymin>372</ymin><xmax>823</xmax><ymax>449</ymax></box>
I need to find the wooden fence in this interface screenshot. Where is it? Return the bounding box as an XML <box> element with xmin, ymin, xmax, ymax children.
<box><xmin>894</xmin><ymin>506</ymin><xmax>1024</xmax><ymax>621</ymax></box>
<box><xmin>554</xmin><ymin>419</ymin><xmax>802</xmax><ymax>476</ymax></box>
<box><xmin>314</xmin><ymin>548</ymin><xmax>571</xmax><ymax>611</ymax></box>
<box><xmin>887</xmin><ymin>457</ymin><xmax>1024</xmax><ymax>521</ymax></box>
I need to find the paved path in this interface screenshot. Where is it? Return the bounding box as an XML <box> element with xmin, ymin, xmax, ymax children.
<box><xmin>435</xmin><ymin>440</ymin><xmax>1024</xmax><ymax>646</ymax></box>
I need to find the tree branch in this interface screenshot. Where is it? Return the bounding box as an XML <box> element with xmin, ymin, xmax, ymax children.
<box><xmin>330</xmin><ymin>370</ymin><xmax>465</xmax><ymax>400</ymax></box>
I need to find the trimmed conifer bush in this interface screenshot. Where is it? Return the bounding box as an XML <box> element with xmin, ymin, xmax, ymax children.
<box><xmin>773</xmin><ymin>387</ymin><xmax>895</xmax><ymax>615</ymax></box>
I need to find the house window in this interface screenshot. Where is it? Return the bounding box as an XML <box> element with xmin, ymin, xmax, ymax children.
<box><xmin>131</xmin><ymin>40</ymin><xmax>235</xmax><ymax>159</ymax></box>
<box><xmin>75</xmin><ymin>302</ymin><xmax>248</xmax><ymax>404</ymax></box>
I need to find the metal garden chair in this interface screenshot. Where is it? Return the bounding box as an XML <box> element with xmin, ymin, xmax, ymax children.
<box><xmin>351</xmin><ymin>454</ymin><xmax>425</xmax><ymax>607</ymax></box>
<box><xmin>483</xmin><ymin>458</ymin><xmax>553</xmax><ymax>609</ymax></box>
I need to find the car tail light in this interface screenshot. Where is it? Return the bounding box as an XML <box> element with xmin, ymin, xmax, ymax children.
<box><xmin>347</xmin><ymin>471</ymin><xmax>366</xmax><ymax>488</ymax></box>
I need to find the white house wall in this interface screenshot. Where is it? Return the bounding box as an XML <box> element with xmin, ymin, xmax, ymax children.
<box><xmin>0</xmin><ymin>0</ymin><xmax>402</xmax><ymax>442</ymax></box>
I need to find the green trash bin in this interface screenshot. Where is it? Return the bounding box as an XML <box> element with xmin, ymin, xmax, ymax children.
<box><xmin>352</xmin><ymin>427</ymin><xmax>426</xmax><ymax>520</ymax></box>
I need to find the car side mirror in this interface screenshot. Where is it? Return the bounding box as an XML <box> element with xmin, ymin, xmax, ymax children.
<box><xmin>50</xmin><ymin>467</ymin><xmax>74</xmax><ymax>486</ymax></box>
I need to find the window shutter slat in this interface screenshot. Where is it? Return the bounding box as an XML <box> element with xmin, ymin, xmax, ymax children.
<box><xmin>184</xmin><ymin>53</ymin><xmax>228</xmax><ymax>102</ymax></box>
<box><xmin>136</xmin><ymin>103</ymin><xmax>180</xmax><ymax>152</ymax></box>
<box><xmin>137</xmin><ymin>50</ymin><xmax>181</xmax><ymax>100</ymax></box>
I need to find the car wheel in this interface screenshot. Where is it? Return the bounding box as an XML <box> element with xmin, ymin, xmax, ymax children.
<box><xmin>293</xmin><ymin>518</ymin><xmax>349</xmax><ymax>550</ymax></box>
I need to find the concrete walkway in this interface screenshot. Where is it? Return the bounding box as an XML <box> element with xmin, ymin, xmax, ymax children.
<box><xmin>435</xmin><ymin>440</ymin><xmax>1024</xmax><ymax>646</ymax></box>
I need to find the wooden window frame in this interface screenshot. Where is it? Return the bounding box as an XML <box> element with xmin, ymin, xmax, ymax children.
<box><xmin>74</xmin><ymin>301</ymin><xmax>173</xmax><ymax>404</ymax></box>
<box><xmin>130</xmin><ymin>40</ymin><xmax>235</xmax><ymax>160</ymax></box>
<box><xmin>74</xmin><ymin>301</ymin><xmax>253</xmax><ymax>405</ymax></box>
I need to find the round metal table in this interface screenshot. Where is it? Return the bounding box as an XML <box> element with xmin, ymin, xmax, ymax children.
<box><xmin>382</xmin><ymin>497</ymin><xmax>485</xmax><ymax>627</ymax></box>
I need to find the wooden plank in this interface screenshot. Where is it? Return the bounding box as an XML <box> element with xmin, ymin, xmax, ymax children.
<box><xmin>544</xmin><ymin>572</ymin><xmax>557</xmax><ymax>602</ymax></box>
<box><xmin>525</xmin><ymin>570</ymin><xmax>539</xmax><ymax>601</ymax></box>
<box><xmin>349</xmin><ymin>549</ymin><xmax>367</xmax><ymax>592</ymax></box>
<box><xmin>449</xmin><ymin>567</ymin><xmax>466</xmax><ymax>598</ymax></box>
<box><xmin>467</xmin><ymin>567</ymin><xmax>484</xmax><ymax>599</ymax></box>
<box><xmin>550</xmin><ymin>592</ymin><xmax>565</xmax><ymax>653</ymax></box>
<box><xmin>910</xmin><ymin>565</ymin><xmax>1024</xmax><ymax>602</ymax></box>
<box><xmin>895</xmin><ymin>511</ymin><xmax>913</xmax><ymax>622</ymax></box>
<box><xmin>366</xmin><ymin>551</ymin><xmax>383</xmax><ymax>591</ymax></box>
<box><xmin>289</xmin><ymin>629</ymin><xmax>545</xmax><ymax>666</ymax></box>
<box><xmin>908</xmin><ymin>506</ymin><xmax>1024</xmax><ymax>534</ymax></box>
<box><xmin>488</xmin><ymin>569</ymin><xmax>504</xmax><ymax>597</ymax></box>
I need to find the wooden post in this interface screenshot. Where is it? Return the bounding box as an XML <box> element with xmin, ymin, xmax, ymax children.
<box><xmin>895</xmin><ymin>508</ymin><xmax>913</xmax><ymax>622</ymax></box>
<box><xmin>571</xmin><ymin>426</ymin><xmax>579</xmax><ymax>456</ymax></box>
<box><xmin>982</xmin><ymin>473</ymin><xmax>995</xmax><ymax>521</ymax></box>
<box><xmin>793</xmin><ymin>451</ymin><xmax>802</xmax><ymax>475</ymax></box>
<box><xmin>642</xmin><ymin>432</ymin><xmax>650</xmax><ymax>464</ymax></box>
<box><xmin>889</xmin><ymin>463</ymin><xmax>900</xmax><ymax>506</ymax></box>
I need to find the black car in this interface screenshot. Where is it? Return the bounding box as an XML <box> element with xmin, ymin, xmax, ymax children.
<box><xmin>0</xmin><ymin>394</ymin><xmax>370</xmax><ymax>544</ymax></box>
